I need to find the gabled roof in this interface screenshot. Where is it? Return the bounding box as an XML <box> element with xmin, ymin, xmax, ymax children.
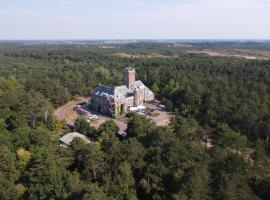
<box><xmin>92</xmin><ymin>80</ymin><xmax>153</xmax><ymax>99</ymax></box>
<box><xmin>134</xmin><ymin>80</ymin><xmax>154</xmax><ymax>96</ymax></box>
<box><xmin>92</xmin><ymin>85</ymin><xmax>114</xmax><ymax>97</ymax></box>
<box><xmin>92</xmin><ymin>85</ymin><xmax>129</xmax><ymax>99</ymax></box>
<box><xmin>134</xmin><ymin>80</ymin><xmax>145</xmax><ymax>89</ymax></box>
<box><xmin>59</xmin><ymin>132</ymin><xmax>91</xmax><ymax>146</ymax></box>
<box><xmin>115</xmin><ymin>85</ymin><xmax>129</xmax><ymax>98</ymax></box>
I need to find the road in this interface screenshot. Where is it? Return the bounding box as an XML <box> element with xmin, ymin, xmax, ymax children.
<box><xmin>54</xmin><ymin>97</ymin><xmax>127</xmax><ymax>132</ymax></box>
<box><xmin>54</xmin><ymin>97</ymin><xmax>90</xmax><ymax>125</ymax></box>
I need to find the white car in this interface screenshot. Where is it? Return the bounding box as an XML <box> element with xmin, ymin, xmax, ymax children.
<box><xmin>73</xmin><ymin>104</ymin><xmax>82</xmax><ymax>109</ymax></box>
<box><xmin>88</xmin><ymin>115</ymin><xmax>99</xmax><ymax>121</ymax></box>
<box><xmin>119</xmin><ymin>132</ymin><xmax>127</xmax><ymax>137</ymax></box>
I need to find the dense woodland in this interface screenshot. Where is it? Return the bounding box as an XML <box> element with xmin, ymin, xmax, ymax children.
<box><xmin>0</xmin><ymin>42</ymin><xmax>270</xmax><ymax>200</ymax></box>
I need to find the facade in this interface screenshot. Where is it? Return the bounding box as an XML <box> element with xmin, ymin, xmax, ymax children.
<box><xmin>90</xmin><ymin>67</ymin><xmax>155</xmax><ymax>116</ymax></box>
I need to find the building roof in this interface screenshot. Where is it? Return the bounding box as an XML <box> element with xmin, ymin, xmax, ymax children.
<box><xmin>115</xmin><ymin>85</ymin><xmax>129</xmax><ymax>98</ymax></box>
<box><xmin>92</xmin><ymin>85</ymin><xmax>129</xmax><ymax>99</ymax></box>
<box><xmin>134</xmin><ymin>80</ymin><xmax>145</xmax><ymax>89</ymax></box>
<box><xmin>59</xmin><ymin>132</ymin><xmax>91</xmax><ymax>146</ymax></box>
<box><xmin>134</xmin><ymin>80</ymin><xmax>153</xmax><ymax>95</ymax></box>
<box><xmin>92</xmin><ymin>80</ymin><xmax>152</xmax><ymax>99</ymax></box>
<box><xmin>124</xmin><ymin>66</ymin><xmax>135</xmax><ymax>72</ymax></box>
<box><xmin>93</xmin><ymin>85</ymin><xmax>114</xmax><ymax>96</ymax></box>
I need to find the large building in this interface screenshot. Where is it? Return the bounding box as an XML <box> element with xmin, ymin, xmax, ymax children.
<box><xmin>90</xmin><ymin>67</ymin><xmax>155</xmax><ymax>116</ymax></box>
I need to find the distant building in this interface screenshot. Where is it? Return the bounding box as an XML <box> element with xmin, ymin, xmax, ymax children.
<box><xmin>90</xmin><ymin>67</ymin><xmax>154</xmax><ymax>116</ymax></box>
<box><xmin>59</xmin><ymin>132</ymin><xmax>91</xmax><ymax>147</ymax></box>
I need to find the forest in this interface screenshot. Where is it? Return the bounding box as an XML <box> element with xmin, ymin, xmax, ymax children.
<box><xmin>0</xmin><ymin>42</ymin><xmax>270</xmax><ymax>200</ymax></box>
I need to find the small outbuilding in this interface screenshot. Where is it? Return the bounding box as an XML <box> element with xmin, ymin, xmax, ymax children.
<box><xmin>59</xmin><ymin>132</ymin><xmax>91</xmax><ymax>147</ymax></box>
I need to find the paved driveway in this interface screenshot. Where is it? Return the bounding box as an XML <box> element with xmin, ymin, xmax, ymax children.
<box><xmin>55</xmin><ymin>98</ymin><xmax>170</xmax><ymax>133</ymax></box>
<box><xmin>54</xmin><ymin>97</ymin><xmax>90</xmax><ymax>125</ymax></box>
<box><xmin>54</xmin><ymin>97</ymin><xmax>127</xmax><ymax>132</ymax></box>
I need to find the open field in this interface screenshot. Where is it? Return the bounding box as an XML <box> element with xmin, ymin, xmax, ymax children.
<box><xmin>111</xmin><ymin>47</ymin><xmax>270</xmax><ymax>60</ymax></box>
<box><xmin>188</xmin><ymin>48</ymin><xmax>270</xmax><ymax>60</ymax></box>
<box><xmin>111</xmin><ymin>52</ymin><xmax>173</xmax><ymax>59</ymax></box>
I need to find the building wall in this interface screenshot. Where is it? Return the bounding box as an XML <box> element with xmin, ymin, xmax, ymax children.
<box><xmin>144</xmin><ymin>88</ymin><xmax>155</xmax><ymax>101</ymax></box>
<box><xmin>91</xmin><ymin>95</ymin><xmax>112</xmax><ymax>115</ymax></box>
<box><xmin>91</xmin><ymin>68</ymin><xmax>155</xmax><ymax>116</ymax></box>
<box><xmin>115</xmin><ymin>97</ymin><xmax>126</xmax><ymax>115</ymax></box>
<box><xmin>126</xmin><ymin>97</ymin><xmax>134</xmax><ymax>107</ymax></box>
<box><xmin>124</xmin><ymin>68</ymin><xmax>136</xmax><ymax>90</ymax></box>
<box><xmin>134</xmin><ymin>88</ymin><xmax>144</xmax><ymax>107</ymax></box>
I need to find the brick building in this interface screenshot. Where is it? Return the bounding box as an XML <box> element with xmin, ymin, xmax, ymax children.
<box><xmin>90</xmin><ymin>67</ymin><xmax>154</xmax><ymax>116</ymax></box>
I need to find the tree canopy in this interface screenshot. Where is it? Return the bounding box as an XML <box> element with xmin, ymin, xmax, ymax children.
<box><xmin>0</xmin><ymin>43</ymin><xmax>269</xmax><ymax>199</ymax></box>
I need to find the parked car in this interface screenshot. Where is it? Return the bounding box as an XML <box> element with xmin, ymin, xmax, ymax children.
<box><xmin>73</xmin><ymin>104</ymin><xmax>82</xmax><ymax>110</ymax></box>
<box><xmin>159</xmin><ymin>104</ymin><xmax>166</xmax><ymax>108</ymax></box>
<box><xmin>119</xmin><ymin>132</ymin><xmax>127</xmax><ymax>137</ymax></box>
<box><xmin>75</xmin><ymin>108</ymin><xmax>85</xmax><ymax>114</ymax></box>
<box><xmin>80</xmin><ymin>112</ymin><xmax>88</xmax><ymax>116</ymax></box>
<box><xmin>88</xmin><ymin>115</ymin><xmax>99</xmax><ymax>121</ymax></box>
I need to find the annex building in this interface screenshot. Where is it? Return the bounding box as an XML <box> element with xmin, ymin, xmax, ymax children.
<box><xmin>90</xmin><ymin>67</ymin><xmax>154</xmax><ymax>116</ymax></box>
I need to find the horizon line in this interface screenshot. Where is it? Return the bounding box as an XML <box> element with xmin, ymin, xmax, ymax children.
<box><xmin>1</xmin><ymin>38</ymin><xmax>270</xmax><ymax>41</ymax></box>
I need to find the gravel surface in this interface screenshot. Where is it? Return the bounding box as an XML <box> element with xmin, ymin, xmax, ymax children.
<box><xmin>55</xmin><ymin>97</ymin><xmax>171</xmax><ymax>133</ymax></box>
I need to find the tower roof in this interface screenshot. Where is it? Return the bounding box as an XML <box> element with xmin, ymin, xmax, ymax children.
<box><xmin>124</xmin><ymin>66</ymin><xmax>135</xmax><ymax>72</ymax></box>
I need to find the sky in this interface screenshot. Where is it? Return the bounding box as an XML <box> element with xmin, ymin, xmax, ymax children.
<box><xmin>0</xmin><ymin>0</ymin><xmax>270</xmax><ymax>40</ymax></box>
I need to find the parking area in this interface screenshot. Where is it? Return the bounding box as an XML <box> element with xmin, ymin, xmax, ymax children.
<box><xmin>54</xmin><ymin>97</ymin><xmax>90</xmax><ymax>126</ymax></box>
<box><xmin>141</xmin><ymin>102</ymin><xmax>172</xmax><ymax>126</ymax></box>
<box><xmin>55</xmin><ymin>97</ymin><xmax>171</xmax><ymax>134</ymax></box>
<box><xmin>74</xmin><ymin>103</ymin><xmax>127</xmax><ymax>133</ymax></box>
<box><xmin>54</xmin><ymin>98</ymin><xmax>127</xmax><ymax>133</ymax></box>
